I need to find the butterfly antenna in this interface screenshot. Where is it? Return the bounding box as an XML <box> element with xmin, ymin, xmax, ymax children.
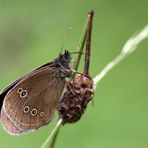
<box><xmin>83</xmin><ymin>10</ymin><xmax>94</xmax><ymax>75</ymax></box>
<box><xmin>60</xmin><ymin>27</ymin><xmax>72</xmax><ymax>54</ymax></box>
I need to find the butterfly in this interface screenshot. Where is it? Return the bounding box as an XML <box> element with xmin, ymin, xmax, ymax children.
<box><xmin>0</xmin><ymin>50</ymin><xmax>73</xmax><ymax>135</ymax></box>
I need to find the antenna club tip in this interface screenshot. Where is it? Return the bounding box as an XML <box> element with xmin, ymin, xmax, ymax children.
<box><xmin>69</xmin><ymin>26</ymin><xmax>73</xmax><ymax>31</ymax></box>
<box><xmin>88</xmin><ymin>10</ymin><xmax>94</xmax><ymax>16</ymax></box>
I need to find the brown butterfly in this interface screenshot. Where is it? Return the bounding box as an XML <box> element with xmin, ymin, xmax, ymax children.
<box><xmin>0</xmin><ymin>50</ymin><xmax>73</xmax><ymax>135</ymax></box>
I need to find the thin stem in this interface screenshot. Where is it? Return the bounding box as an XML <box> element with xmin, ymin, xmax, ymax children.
<box><xmin>93</xmin><ymin>25</ymin><xmax>148</xmax><ymax>88</ymax></box>
<box><xmin>72</xmin><ymin>14</ymin><xmax>87</xmax><ymax>77</ymax></box>
<box><xmin>73</xmin><ymin>28</ymin><xmax>86</xmax><ymax>72</ymax></box>
<box><xmin>93</xmin><ymin>53</ymin><xmax>124</xmax><ymax>87</ymax></box>
<box><xmin>84</xmin><ymin>10</ymin><xmax>94</xmax><ymax>75</ymax></box>
<box><xmin>49</xmin><ymin>125</ymin><xmax>61</xmax><ymax>148</ymax></box>
<box><xmin>40</xmin><ymin>119</ymin><xmax>62</xmax><ymax>148</ymax></box>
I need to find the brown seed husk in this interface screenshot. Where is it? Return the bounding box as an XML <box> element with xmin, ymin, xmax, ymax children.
<box><xmin>58</xmin><ymin>74</ymin><xmax>94</xmax><ymax>124</ymax></box>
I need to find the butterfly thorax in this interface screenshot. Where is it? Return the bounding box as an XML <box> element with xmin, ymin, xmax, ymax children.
<box><xmin>53</xmin><ymin>50</ymin><xmax>71</xmax><ymax>68</ymax></box>
<box><xmin>52</xmin><ymin>50</ymin><xmax>73</xmax><ymax>78</ymax></box>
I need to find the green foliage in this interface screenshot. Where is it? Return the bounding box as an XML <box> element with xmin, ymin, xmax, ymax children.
<box><xmin>0</xmin><ymin>0</ymin><xmax>148</xmax><ymax>148</ymax></box>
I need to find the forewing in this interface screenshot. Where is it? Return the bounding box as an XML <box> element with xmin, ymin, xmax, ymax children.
<box><xmin>0</xmin><ymin>62</ymin><xmax>53</xmax><ymax>110</ymax></box>
<box><xmin>0</xmin><ymin>62</ymin><xmax>53</xmax><ymax>111</ymax></box>
<box><xmin>1</xmin><ymin>67</ymin><xmax>65</xmax><ymax>135</ymax></box>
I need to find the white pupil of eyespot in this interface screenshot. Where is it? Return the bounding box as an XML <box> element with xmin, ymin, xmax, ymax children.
<box><xmin>22</xmin><ymin>92</ymin><xmax>26</xmax><ymax>96</ymax></box>
<box><xmin>31</xmin><ymin>109</ymin><xmax>37</xmax><ymax>116</ymax></box>
<box><xmin>32</xmin><ymin>110</ymin><xmax>36</xmax><ymax>114</ymax></box>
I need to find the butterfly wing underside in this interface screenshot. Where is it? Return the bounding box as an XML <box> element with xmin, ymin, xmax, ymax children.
<box><xmin>0</xmin><ymin>61</ymin><xmax>53</xmax><ymax>110</ymax></box>
<box><xmin>1</xmin><ymin>67</ymin><xmax>65</xmax><ymax>135</ymax></box>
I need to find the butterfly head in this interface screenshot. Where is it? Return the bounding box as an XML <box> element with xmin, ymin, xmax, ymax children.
<box><xmin>54</xmin><ymin>50</ymin><xmax>71</xmax><ymax>69</ymax></box>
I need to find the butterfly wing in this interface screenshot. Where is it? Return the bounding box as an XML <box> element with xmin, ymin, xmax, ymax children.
<box><xmin>1</xmin><ymin>66</ymin><xmax>65</xmax><ymax>135</ymax></box>
<box><xmin>0</xmin><ymin>77</ymin><xmax>21</xmax><ymax>111</ymax></box>
<box><xmin>0</xmin><ymin>61</ymin><xmax>53</xmax><ymax>110</ymax></box>
<box><xmin>1</xmin><ymin>107</ymin><xmax>23</xmax><ymax>135</ymax></box>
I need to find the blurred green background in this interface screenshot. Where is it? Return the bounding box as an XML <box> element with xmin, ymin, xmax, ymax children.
<box><xmin>0</xmin><ymin>0</ymin><xmax>148</xmax><ymax>148</ymax></box>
